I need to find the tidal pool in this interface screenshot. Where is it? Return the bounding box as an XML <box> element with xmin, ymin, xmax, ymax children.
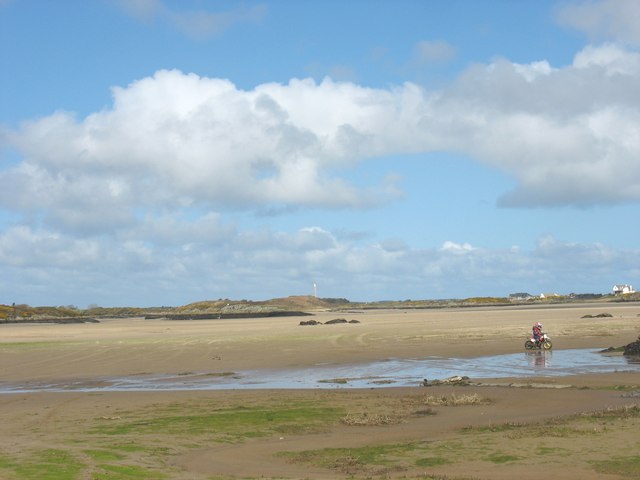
<box><xmin>1</xmin><ymin>348</ymin><xmax>638</xmax><ymax>393</ymax></box>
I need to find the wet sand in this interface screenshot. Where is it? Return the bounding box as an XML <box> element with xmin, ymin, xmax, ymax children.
<box><xmin>1</xmin><ymin>302</ymin><xmax>639</xmax><ymax>479</ymax></box>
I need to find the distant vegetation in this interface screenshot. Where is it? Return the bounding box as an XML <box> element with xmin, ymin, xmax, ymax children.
<box><xmin>1</xmin><ymin>292</ymin><xmax>637</xmax><ymax>321</ymax></box>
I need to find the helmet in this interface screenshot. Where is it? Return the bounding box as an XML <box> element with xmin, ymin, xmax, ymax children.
<box><xmin>535</xmin><ymin>322</ymin><xmax>543</xmax><ymax>328</ymax></box>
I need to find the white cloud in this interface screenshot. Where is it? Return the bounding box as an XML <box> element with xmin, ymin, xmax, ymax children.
<box><xmin>0</xmin><ymin>226</ymin><xmax>101</xmax><ymax>267</ymax></box>
<box><xmin>3</xmin><ymin>43</ymin><xmax>640</xmax><ymax>237</ymax></box>
<box><xmin>556</xmin><ymin>0</ymin><xmax>640</xmax><ymax>46</ymax></box>
<box><xmin>441</xmin><ymin>241</ymin><xmax>476</xmax><ymax>254</ymax></box>
<box><xmin>2</xmin><ymin>222</ymin><xmax>634</xmax><ymax>306</ymax></box>
<box><xmin>573</xmin><ymin>43</ymin><xmax>640</xmax><ymax>74</ymax></box>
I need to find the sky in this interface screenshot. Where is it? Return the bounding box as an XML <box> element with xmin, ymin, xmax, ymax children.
<box><xmin>1</xmin><ymin>0</ymin><xmax>639</xmax><ymax>307</ymax></box>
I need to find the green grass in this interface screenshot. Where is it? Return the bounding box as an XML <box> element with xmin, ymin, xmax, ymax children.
<box><xmin>0</xmin><ymin>399</ymin><xmax>345</xmax><ymax>479</ymax></box>
<box><xmin>0</xmin><ymin>449</ymin><xmax>83</xmax><ymax>480</ymax></box>
<box><xmin>3</xmin><ymin>395</ymin><xmax>636</xmax><ymax>479</ymax></box>
<box><xmin>281</xmin><ymin>404</ymin><xmax>640</xmax><ymax>476</ymax></box>
<box><xmin>318</xmin><ymin>377</ymin><xmax>349</xmax><ymax>384</ymax></box>
<box><xmin>591</xmin><ymin>455</ymin><xmax>640</xmax><ymax>477</ymax></box>
<box><xmin>536</xmin><ymin>445</ymin><xmax>570</xmax><ymax>456</ymax></box>
<box><xmin>91</xmin><ymin>402</ymin><xmax>342</xmax><ymax>440</ymax></box>
<box><xmin>0</xmin><ymin>446</ymin><xmax>173</xmax><ymax>480</ymax></box>
<box><xmin>462</xmin><ymin>405</ymin><xmax>640</xmax><ymax>439</ymax></box>
<box><xmin>108</xmin><ymin>444</ymin><xmax>148</xmax><ymax>453</ymax></box>
<box><xmin>84</xmin><ymin>449</ymin><xmax>125</xmax><ymax>461</ymax></box>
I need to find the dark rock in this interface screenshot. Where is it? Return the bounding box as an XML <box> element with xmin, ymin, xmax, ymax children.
<box><xmin>299</xmin><ymin>320</ymin><xmax>322</xmax><ymax>326</ymax></box>
<box><xmin>325</xmin><ymin>318</ymin><xmax>348</xmax><ymax>324</ymax></box>
<box><xmin>623</xmin><ymin>336</ymin><xmax>640</xmax><ymax>356</ymax></box>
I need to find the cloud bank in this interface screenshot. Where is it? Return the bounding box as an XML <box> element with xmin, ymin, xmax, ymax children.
<box><xmin>2</xmin><ymin>41</ymin><xmax>639</xmax><ymax>305</ymax></box>
<box><xmin>1</xmin><ymin>220</ymin><xmax>636</xmax><ymax>307</ymax></box>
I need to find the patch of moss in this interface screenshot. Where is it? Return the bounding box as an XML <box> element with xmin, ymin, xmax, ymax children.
<box><xmin>485</xmin><ymin>453</ymin><xmax>522</xmax><ymax>464</ymax></box>
<box><xmin>536</xmin><ymin>446</ymin><xmax>569</xmax><ymax>456</ymax></box>
<box><xmin>108</xmin><ymin>444</ymin><xmax>147</xmax><ymax>453</ymax></box>
<box><xmin>84</xmin><ymin>449</ymin><xmax>125</xmax><ymax>461</ymax></box>
<box><xmin>92</xmin><ymin>403</ymin><xmax>341</xmax><ymax>440</ymax></box>
<box><xmin>591</xmin><ymin>455</ymin><xmax>640</xmax><ymax>477</ymax></box>
<box><xmin>12</xmin><ymin>449</ymin><xmax>83</xmax><ymax>480</ymax></box>
<box><xmin>318</xmin><ymin>378</ymin><xmax>349</xmax><ymax>384</ymax></box>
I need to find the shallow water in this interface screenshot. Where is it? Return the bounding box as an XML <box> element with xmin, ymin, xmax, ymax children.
<box><xmin>1</xmin><ymin>348</ymin><xmax>638</xmax><ymax>393</ymax></box>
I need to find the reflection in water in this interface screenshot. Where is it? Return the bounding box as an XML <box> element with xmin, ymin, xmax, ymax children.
<box><xmin>1</xmin><ymin>348</ymin><xmax>639</xmax><ymax>393</ymax></box>
<box><xmin>526</xmin><ymin>350</ymin><xmax>551</xmax><ymax>369</ymax></box>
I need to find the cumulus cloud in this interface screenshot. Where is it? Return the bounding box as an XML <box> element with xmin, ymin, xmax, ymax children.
<box><xmin>3</xmin><ymin>42</ymin><xmax>639</xmax><ymax>235</ymax></box>
<box><xmin>3</xmin><ymin>71</ymin><xmax>411</xmax><ymax>234</ymax></box>
<box><xmin>556</xmin><ymin>0</ymin><xmax>640</xmax><ymax>46</ymax></box>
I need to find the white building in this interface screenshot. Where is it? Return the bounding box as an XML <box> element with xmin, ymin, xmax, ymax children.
<box><xmin>612</xmin><ymin>284</ymin><xmax>635</xmax><ymax>295</ymax></box>
<box><xmin>539</xmin><ymin>292</ymin><xmax>560</xmax><ymax>299</ymax></box>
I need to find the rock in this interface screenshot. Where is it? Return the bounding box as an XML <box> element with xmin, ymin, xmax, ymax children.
<box><xmin>623</xmin><ymin>336</ymin><xmax>640</xmax><ymax>356</ymax></box>
<box><xmin>423</xmin><ymin>375</ymin><xmax>471</xmax><ymax>386</ymax></box>
<box><xmin>299</xmin><ymin>320</ymin><xmax>322</xmax><ymax>326</ymax></box>
<box><xmin>325</xmin><ymin>318</ymin><xmax>348</xmax><ymax>324</ymax></box>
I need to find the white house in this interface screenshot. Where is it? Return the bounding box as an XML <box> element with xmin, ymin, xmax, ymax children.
<box><xmin>612</xmin><ymin>284</ymin><xmax>635</xmax><ymax>295</ymax></box>
<box><xmin>539</xmin><ymin>292</ymin><xmax>560</xmax><ymax>299</ymax></box>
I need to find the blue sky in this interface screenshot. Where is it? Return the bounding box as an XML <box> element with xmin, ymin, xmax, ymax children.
<box><xmin>1</xmin><ymin>0</ymin><xmax>639</xmax><ymax>307</ymax></box>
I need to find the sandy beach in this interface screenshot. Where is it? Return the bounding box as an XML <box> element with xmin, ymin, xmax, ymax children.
<box><xmin>1</xmin><ymin>302</ymin><xmax>639</xmax><ymax>479</ymax></box>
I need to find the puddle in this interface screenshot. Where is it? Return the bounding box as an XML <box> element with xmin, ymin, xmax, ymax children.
<box><xmin>1</xmin><ymin>349</ymin><xmax>638</xmax><ymax>393</ymax></box>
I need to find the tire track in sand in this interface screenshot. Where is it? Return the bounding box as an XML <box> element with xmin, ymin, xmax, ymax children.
<box><xmin>328</xmin><ymin>331</ymin><xmax>371</xmax><ymax>348</ymax></box>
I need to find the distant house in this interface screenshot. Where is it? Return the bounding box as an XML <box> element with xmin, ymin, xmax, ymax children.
<box><xmin>539</xmin><ymin>292</ymin><xmax>560</xmax><ymax>299</ymax></box>
<box><xmin>612</xmin><ymin>284</ymin><xmax>635</xmax><ymax>295</ymax></box>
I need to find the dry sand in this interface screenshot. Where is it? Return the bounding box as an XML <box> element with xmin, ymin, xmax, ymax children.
<box><xmin>1</xmin><ymin>302</ymin><xmax>639</xmax><ymax>479</ymax></box>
